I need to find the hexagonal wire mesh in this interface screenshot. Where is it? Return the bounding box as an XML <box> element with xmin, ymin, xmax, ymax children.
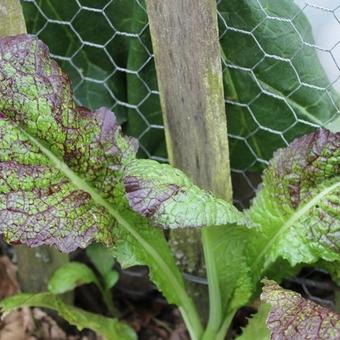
<box><xmin>21</xmin><ymin>0</ymin><xmax>166</xmax><ymax>163</ymax></box>
<box><xmin>20</xmin><ymin>0</ymin><xmax>340</xmax><ymax>209</ymax></box>
<box><xmin>20</xmin><ymin>0</ymin><xmax>339</xmax><ymax>304</ymax></box>
<box><xmin>218</xmin><ymin>0</ymin><xmax>340</xmax><ymax>207</ymax></box>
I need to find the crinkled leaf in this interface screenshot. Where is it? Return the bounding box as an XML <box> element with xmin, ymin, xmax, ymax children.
<box><xmin>48</xmin><ymin>262</ymin><xmax>100</xmax><ymax>294</ymax></box>
<box><xmin>261</xmin><ymin>279</ymin><xmax>340</xmax><ymax>339</ymax></box>
<box><xmin>123</xmin><ymin>159</ymin><xmax>251</xmax><ymax>228</ymax></box>
<box><xmin>0</xmin><ymin>292</ymin><xmax>136</xmax><ymax>340</ymax></box>
<box><xmin>238</xmin><ymin>303</ymin><xmax>271</xmax><ymax>340</ymax></box>
<box><xmin>224</xmin><ymin>130</ymin><xmax>339</xmax><ymax>315</ymax></box>
<box><xmin>0</xmin><ymin>35</ymin><xmax>137</xmax><ymax>252</ymax></box>
<box><xmin>0</xmin><ymin>35</ymin><xmax>199</xmax><ymax>332</ymax></box>
<box><xmin>248</xmin><ymin>129</ymin><xmax>340</xmax><ymax>279</ymax></box>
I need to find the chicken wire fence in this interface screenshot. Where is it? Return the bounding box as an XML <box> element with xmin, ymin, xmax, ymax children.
<box><xmin>18</xmin><ymin>0</ymin><xmax>339</xmax><ymax>307</ymax></box>
<box><xmin>20</xmin><ymin>0</ymin><xmax>340</xmax><ymax>210</ymax></box>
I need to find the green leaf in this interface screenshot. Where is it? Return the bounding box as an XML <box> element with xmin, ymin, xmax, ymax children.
<box><xmin>86</xmin><ymin>243</ymin><xmax>116</xmax><ymax>278</ymax></box>
<box><xmin>238</xmin><ymin>303</ymin><xmax>271</xmax><ymax>340</ymax></box>
<box><xmin>86</xmin><ymin>244</ymin><xmax>119</xmax><ymax>290</ymax></box>
<box><xmin>22</xmin><ymin>1</ymin><xmax>340</xmax><ymax>167</ymax></box>
<box><xmin>218</xmin><ymin>0</ymin><xmax>340</xmax><ymax>170</ymax></box>
<box><xmin>47</xmin><ymin>261</ymin><xmax>119</xmax><ymax>316</ymax></box>
<box><xmin>209</xmin><ymin>227</ymin><xmax>253</xmax><ymax>315</ymax></box>
<box><xmin>261</xmin><ymin>279</ymin><xmax>340</xmax><ymax>339</ymax></box>
<box><xmin>0</xmin><ymin>35</ymin><xmax>202</xmax><ymax>337</ymax></box>
<box><xmin>104</xmin><ymin>270</ymin><xmax>119</xmax><ymax>290</ymax></box>
<box><xmin>217</xmin><ymin>130</ymin><xmax>339</xmax><ymax>321</ymax></box>
<box><xmin>48</xmin><ymin>262</ymin><xmax>101</xmax><ymax>294</ymax></box>
<box><xmin>248</xmin><ymin>129</ymin><xmax>340</xmax><ymax>279</ymax></box>
<box><xmin>0</xmin><ymin>35</ymin><xmax>136</xmax><ymax>252</ymax></box>
<box><xmin>0</xmin><ymin>293</ymin><xmax>136</xmax><ymax>340</ymax></box>
<box><xmin>110</xmin><ymin>208</ymin><xmax>189</xmax><ymax>303</ymax></box>
<box><xmin>123</xmin><ymin>159</ymin><xmax>251</xmax><ymax>229</ymax></box>
<box><xmin>109</xmin><ymin>209</ymin><xmax>203</xmax><ymax>337</ymax></box>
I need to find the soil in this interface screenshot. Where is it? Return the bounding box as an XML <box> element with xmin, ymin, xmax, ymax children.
<box><xmin>0</xmin><ymin>243</ymin><xmax>337</xmax><ymax>340</ymax></box>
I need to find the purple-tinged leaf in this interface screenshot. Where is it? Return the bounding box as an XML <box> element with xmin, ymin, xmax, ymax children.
<box><xmin>123</xmin><ymin>159</ymin><xmax>251</xmax><ymax>229</ymax></box>
<box><xmin>248</xmin><ymin>129</ymin><xmax>340</xmax><ymax>276</ymax></box>
<box><xmin>0</xmin><ymin>35</ymin><xmax>136</xmax><ymax>251</ymax></box>
<box><xmin>0</xmin><ymin>35</ymin><xmax>207</xmax><ymax>333</ymax></box>
<box><xmin>261</xmin><ymin>279</ymin><xmax>340</xmax><ymax>339</ymax></box>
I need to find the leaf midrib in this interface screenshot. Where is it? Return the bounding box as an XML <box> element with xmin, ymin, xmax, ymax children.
<box><xmin>251</xmin><ymin>180</ymin><xmax>340</xmax><ymax>273</ymax></box>
<box><xmin>220</xmin><ymin>46</ymin><xmax>330</xmax><ymax>127</ymax></box>
<box><xmin>20</xmin><ymin>127</ymin><xmax>201</xmax><ymax>337</ymax></box>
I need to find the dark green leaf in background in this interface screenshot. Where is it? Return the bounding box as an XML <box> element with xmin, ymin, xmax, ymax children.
<box><xmin>21</xmin><ymin>0</ymin><xmax>339</xmax><ymax>170</ymax></box>
<box><xmin>21</xmin><ymin>0</ymin><xmax>165</xmax><ymax>157</ymax></box>
<box><xmin>218</xmin><ymin>0</ymin><xmax>340</xmax><ymax>171</ymax></box>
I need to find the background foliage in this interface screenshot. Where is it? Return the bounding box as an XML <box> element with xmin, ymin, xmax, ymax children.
<box><xmin>20</xmin><ymin>0</ymin><xmax>340</xmax><ymax>206</ymax></box>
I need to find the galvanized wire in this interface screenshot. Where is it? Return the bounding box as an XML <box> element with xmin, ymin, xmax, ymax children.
<box><xmin>217</xmin><ymin>0</ymin><xmax>340</xmax><ymax>206</ymax></box>
<box><xmin>20</xmin><ymin>0</ymin><xmax>339</xmax><ymax>308</ymax></box>
<box><xmin>20</xmin><ymin>0</ymin><xmax>340</xmax><ymax>208</ymax></box>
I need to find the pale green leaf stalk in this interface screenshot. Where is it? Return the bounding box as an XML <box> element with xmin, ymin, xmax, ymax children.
<box><xmin>0</xmin><ymin>293</ymin><xmax>136</xmax><ymax>340</ymax></box>
<box><xmin>0</xmin><ymin>34</ymin><xmax>339</xmax><ymax>340</ymax></box>
<box><xmin>0</xmin><ymin>35</ymin><xmax>203</xmax><ymax>339</ymax></box>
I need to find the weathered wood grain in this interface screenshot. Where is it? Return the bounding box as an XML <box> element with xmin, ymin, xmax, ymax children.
<box><xmin>146</xmin><ymin>0</ymin><xmax>232</xmax><ymax>200</ymax></box>
<box><xmin>146</xmin><ymin>0</ymin><xmax>233</xmax><ymax>316</ymax></box>
<box><xmin>0</xmin><ymin>0</ymin><xmax>27</xmax><ymax>37</ymax></box>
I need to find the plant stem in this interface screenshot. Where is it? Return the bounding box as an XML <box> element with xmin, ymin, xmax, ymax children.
<box><xmin>100</xmin><ymin>287</ymin><xmax>119</xmax><ymax>317</ymax></box>
<box><xmin>24</xmin><ymin>129</ymin><xmax>203</xmax><ymax>340</ymax></box>
<box><xmin>215</xmin><ymin>309</ymin><xmax>236</xmax><ymax>340</ymax></box>
<box><xmin>146</xmin><ymin>0</ymin><xmax>233</xmax><ymax>325</ymax></box>
<box><xmin>201</xmin><ymin>227</ymin><xmax>223</xmax><ymax>340</ymax></box>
